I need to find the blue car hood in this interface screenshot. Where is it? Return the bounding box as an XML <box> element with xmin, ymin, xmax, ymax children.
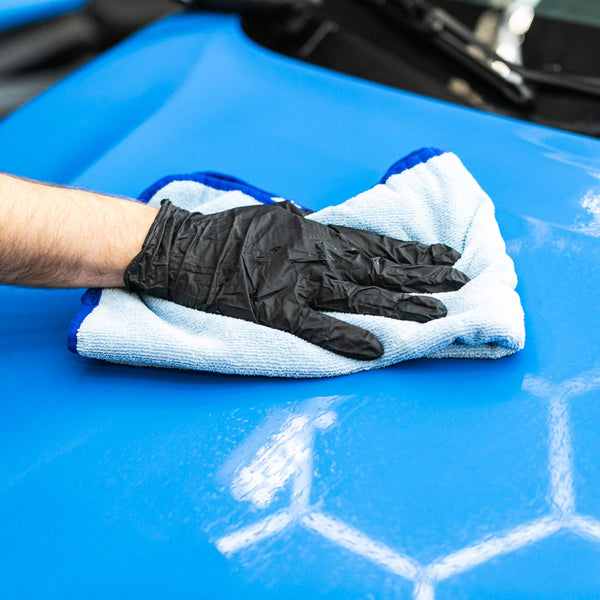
<box><xmin>1</xmin><ymin>13</ymin><xmax>600</xmax><ymax>600</ymax></box>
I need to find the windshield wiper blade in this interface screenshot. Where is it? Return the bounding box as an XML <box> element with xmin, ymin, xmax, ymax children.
<box><xmin>365</xmin><ymin>0</ymin><xmax>600</xmax><ymax>104</ymax></box>
<box><xmin>363</xmin><ymin>0</ymin><xmax>536</xmax><ymax>105</ymax></box>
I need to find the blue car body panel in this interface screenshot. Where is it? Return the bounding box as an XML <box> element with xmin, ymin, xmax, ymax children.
<box><xmin>1</xmin><ymin>13</ymin><xmax>600</xmax><ymax>600</ymax></box>
<box><xmin>0</xmin><ymin>0</ymin><xmax>87</xmax><ymax>32</ymax></box>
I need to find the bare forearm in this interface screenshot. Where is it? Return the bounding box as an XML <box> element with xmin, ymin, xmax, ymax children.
<box><xmin>0</xmin><ymin>173</ymin><xmax>158</xmax><ymax>288</ymax></box>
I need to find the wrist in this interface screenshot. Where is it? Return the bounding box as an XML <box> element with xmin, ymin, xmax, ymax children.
<box><xmin>94</xmin><ymin>200</ymin><xmax>159</xmax><ymax>288</ymax></box>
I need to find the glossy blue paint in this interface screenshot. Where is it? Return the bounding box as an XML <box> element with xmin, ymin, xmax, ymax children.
<box><xmin>0</xmin><ymin>0</ymin><xmax>87</xmax><ymax>32</ymax></box>
<box><xmin>1</xmin><ymin>13</ymin><xmax>600</xmax><ymax>600</ymax></box>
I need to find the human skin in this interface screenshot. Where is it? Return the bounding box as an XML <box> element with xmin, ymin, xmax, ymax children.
<box><xmin>0</xmin><ymin>172</ymin><xmax>158</xmax><ymax>288</ymax></box>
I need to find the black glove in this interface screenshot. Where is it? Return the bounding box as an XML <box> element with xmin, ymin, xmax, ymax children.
<box><xmin>124</xmin><ymin>200</ymin><xmax>469</xmax><ymax>361</ymax></box>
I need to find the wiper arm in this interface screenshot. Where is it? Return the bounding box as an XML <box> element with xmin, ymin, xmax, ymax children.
<box><xmin>365</xmin><ymin>0</ymin><xmax>600</xmax><ymax>104</ymax></box>
<box><xmin>363</xmin><ymin>0</ymin><xmax>536</xmax><ymax>106</ymax></box>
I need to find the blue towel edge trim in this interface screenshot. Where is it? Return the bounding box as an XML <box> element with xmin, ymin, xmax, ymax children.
<box><xmin>138</xmin><ymin>171</ymin><xmax>280</xmax><ymax>205</ymax></box>
<box><xmin>379</xmin><ymin>147</ymin><xmax>445</xmax><ymax>183</ymax></box>
<box><xmin>67</xmin><ymin>288</ymin><xmax>102</xmax><ymax>353</ymax></box>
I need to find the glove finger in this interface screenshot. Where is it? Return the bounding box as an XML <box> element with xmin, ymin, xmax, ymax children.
<box><xmin>328</xmin><ymin>224</ymin><xmax>461</xmax><ymax>266</ymax></box>
<box><xmin>289</xmin><ymin>305</ymin><xmax>384</xmax><ymax>361</ymax></box>
<box><xmin>368</xmin><ymin>262</ymin><xmax>470</xmax><ymax>293</ymax></box>
<box><xmin>313</xmin><ymin>278</ymin><xmax>447</xmax><ymax>322</ymax></box>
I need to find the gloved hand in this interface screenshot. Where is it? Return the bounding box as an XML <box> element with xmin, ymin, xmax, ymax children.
<box><xmin>124</xmin><ymin>200</ymin><xmax>469</xmax><ymax>360</ymax></box>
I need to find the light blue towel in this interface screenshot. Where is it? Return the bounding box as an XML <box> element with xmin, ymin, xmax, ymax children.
<box><xmin>68</xmin><ymin>148</ymin><xmax>525</xmax><ymax>377</ymax></box>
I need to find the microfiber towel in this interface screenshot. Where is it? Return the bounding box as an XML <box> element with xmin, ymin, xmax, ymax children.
<box><xmin>68</xmin><ymin>148</ymin><xmax>525</xmax><ymax>377</ymax></box>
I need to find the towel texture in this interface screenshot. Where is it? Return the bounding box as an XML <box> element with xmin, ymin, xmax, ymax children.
<box><xmin>68</xmin><ymin>148</ymin><xmax>525</xmax><ymax>377</ymax></box>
